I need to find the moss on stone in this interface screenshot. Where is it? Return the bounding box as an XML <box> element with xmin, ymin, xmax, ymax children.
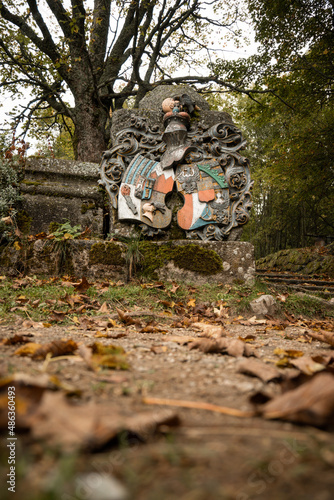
<box><xmin>81</xmin><ymin>202</ymin><xmax>96</xmax><ymax>214</ymax></box>
<box><xmin>256</xmin><ymin>247</ymin><xmax>334</xmax><ymax>277</ymax></box>
<box><xmin>172</xmin><ymin>244</ymin><xmax>223</xmax><ymax>274</ymax></box>
<box><xmin>89</xmin><ymin>242</ymin><xmax>125</xmax><ymax>266</ymax></box>
<box><xmin>138</xmin><ymin>241</ymin><xmax>223</xmax><ymax>278</ymax></box>
<box><xmin>16</xmin><ymin>211</ymin><xmax>32</xmax><ymax>234</ymax></box>
<box><xmin>138</xmin><ymin>241</ymin><xmax>172</xmax><ymax>278</ymax></box>
<box><xmin>48</xmin><ymin>222</ymin><xmax>60</xmax><ymax>233</ymax></box>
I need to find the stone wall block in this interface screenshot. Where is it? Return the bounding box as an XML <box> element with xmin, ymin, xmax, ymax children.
<box><xmin>20</xmin><ymin>158</ymin><xmax>104</xmax><ymax>235</ymax></box>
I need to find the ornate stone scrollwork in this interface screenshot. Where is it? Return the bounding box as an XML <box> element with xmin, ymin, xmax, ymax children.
<box><xmin>100</xmin><ymin>96</ymin><xmax>253</xmax><ymax>240</ymax></box>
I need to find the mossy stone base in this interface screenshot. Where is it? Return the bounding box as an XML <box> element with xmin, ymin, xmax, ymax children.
<box><xmin>0</xmin><ymin>239</ymin><xmax>255</xmax><ymax>284</ymax></box>
<box><xmin>256</xmin><ymin>247</ymin><xmax>334</xmax><ymax>277</ymax></box>
<box><xmin>139</xmin><ymin>240</ymin><xmax>255</xmax><ymax>284</ymax></box>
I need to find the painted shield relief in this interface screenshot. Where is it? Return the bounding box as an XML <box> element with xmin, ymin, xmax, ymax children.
<box><xmin>118</xmin><ymin>153</ymin><xmax>174</xmax><ymax>228</ymax></box>
<box><xmin>175</xmin><ymin>160</ymin><xmax>230</xmax><ymax>232</ymax></box>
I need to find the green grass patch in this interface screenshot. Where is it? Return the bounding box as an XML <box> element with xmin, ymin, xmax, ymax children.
<box><xmin>0</xmin><ymin>276</ymin><xmax>332</xmax><ymax>323</ymax></box>
<box><xmin>284</xmin><ymin>294</ymin><xmax>334</xmax><ymax>319</ymax></box>
<box><xmin>217</xmin><ymin>279</ymin><xmax>271</xmax><ymax>315</ymax></box>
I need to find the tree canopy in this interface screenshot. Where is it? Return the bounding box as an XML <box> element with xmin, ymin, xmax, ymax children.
<box><xmin>226</xmin><ymin>0</ymin><xmax>334</xmax><ymax>256</ymax></box>
<box><xmin>0</xmin><ymin>0</ymin><xmax>257</xmax><ymax>162</ymax></box>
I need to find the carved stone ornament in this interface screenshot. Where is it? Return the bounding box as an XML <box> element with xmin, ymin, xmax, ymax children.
<box><xmin>99</xmin><ymin>95</ymin><xmax>253</xmax><ymax>241</ymax></box>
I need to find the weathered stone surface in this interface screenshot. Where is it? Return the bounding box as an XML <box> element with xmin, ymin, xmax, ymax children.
<box><xmin>250</xmin><ymin>295</ymin><xmax>278</xmax><ymax>317</ymax></box>
<box><xmin>110</xmin><ymin>84</ymin><xmax>233</xmax><ymax>147</ymax></box>
<box><xmin>20</xmin><ymin>158</ymin><xmax>104</xmax><ymax>235</ymax></box>
<box><xmin>256</xmin><ymin>247</ymin><xmax>334</xmax><ymax>277</ymax></box>
<box><xmin>107</xmin><ymin>85</ymin><xmax>248</xmax><ymax>241</ymax></box>
<box><xmin>139</xmin><ymin>84</ymin><xmax>211</xmax><ymax>111</ymax></box>
<box><xmin>151</xmin><ymin>240</ymin><xmax>255</xmax><ymax>284</ymax></box>
<box><xmin>0</xmin><ymin>239</ymin><xmax>255</xmax><ymax>284</ymax></box>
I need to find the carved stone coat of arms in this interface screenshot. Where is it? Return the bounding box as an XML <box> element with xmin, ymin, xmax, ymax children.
<box><xmin>99</xmin><ymin>94</ymin><xmax>253</xmax><ymax>241</ymax></box>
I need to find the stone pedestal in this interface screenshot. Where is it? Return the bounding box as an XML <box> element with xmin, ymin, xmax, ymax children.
<box><xmin>151</xmin><ymin>240</ymin><xmax>255</xmax><ymax>284</ymax></box>
<box><xmin>0</xmin><ymin>239</ymin><xmax>255</xmax><ymax>284</ymax></box>
<box><xmin>20</xmin><ymin>158</ymin><xmax>104</xmax><ymax>235</ymax></box>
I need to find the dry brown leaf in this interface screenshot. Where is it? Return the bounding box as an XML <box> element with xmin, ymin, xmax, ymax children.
<box><xmin>116</xmin><ymin>307</ymin><xmax>141</xmax><ymax>326</ymax></box>
<box><xmin>89</xmin><ymin>342</ymin><xmax>129</xmax><ymax>370</ymax></box>
<box><xmin>226</xmin><ymin>338</ymin><xmax>247</xmax><ymax>357</ymax></box>
<box><xmin>191</xmin><ymin>322</ymin><xmax>226</xmax><ymax>338</ymax></box>
<box><xmin>238</xmin><ymin>358</ymin><xmax>282</xmax><ymax>383</ymax></box>
<box><xmin>306</xmin><ymin>330</ymin><xmax>334</xmax><ymax>347</ymax></box>
<box><xmin>50</xmin><ymin>310</ymin><xmax>67</xmax><ymax>322</ymax></box>
<box><xmin>2</xmin><ymin>334</ymin><xmax>33</xmax><ymax>345</ymax></box>
<box><xmin>77</xmin><ymin>344</ymin><xmax>95</xmax><ymax>371</ymax></box>
<box><xmin>290</xmin><ymin>356</ymin><xmax>326</xmax><ymax>375</ymax></box>
<box><xmin>33</xmin><ymin>339</ymin><xmax>78</xmax><ymax>360</ymax></box>
<box><xmin>98</xmin><ymin>302</ymin><xmax>109</xmax><ymax>313</ymax></box>
<box><xmin>140</xmin><ymin>325</ymin><xmax>168</xmax><ymax>333</ymax></box>
<box><xmin>238</xmin><ymin>334</ymin><xmax>256</xmax><ymax>342</ymax></box>
<box><xmin>28</xmin><ymin>392</ymin><xmax>179</xmax><ymax>451</ymax></box>
<box><xmin>161</xmin><ymin>335</ymin><xmax>197</xmax><ymax>345</ymax></box>
<box><xmin>14</xmin><ymin>342</ymin><xmax>43</xmax><ymax>357</ymax></box>
<box><xmin>0</xmin><ymin>373</ymin><xmax>80</xmax><ymax>430</ymax></box>
<box><xmin>190</xmin><ymin>338</ymin><xmax>228</xmax><ymax>353</ymax></box>
<box><xmin>258</xmin><ymin>373</ymin><xmax>334</xmax><ymax>427</ymax></box>
<box><xmin>190</xmin><ymin>337</ymin><xmax>255</xmax><ymax>358</ymax></box>
<box><xmin>72</xmin><ymin>277</ymin><xmax>92</xmax><ymax>292</ymax></box>
<box><xmin>274</xmin><ymin>348</ymin><xmax>304</xmax><ymax>358</ymax></box>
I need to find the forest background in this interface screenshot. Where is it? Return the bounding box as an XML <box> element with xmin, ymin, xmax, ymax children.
<box><xmin>0</xmin><ymin>0</ymin><xmax>333</xmax><ymax>259</ymax></box>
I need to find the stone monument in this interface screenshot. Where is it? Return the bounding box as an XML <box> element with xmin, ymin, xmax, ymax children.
<box><xmin>99</xmin><ymin>85</ymin><xmax>255</xmax><ymax>284</ymax></box>
<box><xmin>100</xmin><ymin>85</ymin><xmax>253</xmax><ymax>242</ymax></box>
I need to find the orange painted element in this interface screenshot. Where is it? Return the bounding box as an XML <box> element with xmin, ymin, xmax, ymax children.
<box><xmin>154</xmin><ymin>174</ymin><xmax>174</xmax><ymax>194</ymax></box>
<box><xmin>198</xmin><ymin>189</ymin><xmax>215</xmax><ymax>203</ymax></box>
<box><xmin>177</xmin><ymin>194</ymin><xmax>193</xmax><ymax>229</ymax></box>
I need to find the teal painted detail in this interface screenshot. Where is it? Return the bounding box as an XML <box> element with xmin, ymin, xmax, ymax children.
<box><xmin>198</xmin><ymin>164</ymin><xmax>228</xmax><ymax>189</ymax></box>
<box><xmin>189</xmin><ymin>204</ymin><xmax>214</xmax><ymax>230</ymax></box>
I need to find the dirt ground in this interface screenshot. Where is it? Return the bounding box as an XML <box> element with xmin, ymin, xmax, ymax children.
<box><xmin>1</xmin><ymin>305</ymin><xmax>334</xmax><ymax>500</ymax></box>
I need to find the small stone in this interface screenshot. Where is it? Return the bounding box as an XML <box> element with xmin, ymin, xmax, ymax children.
<box><xmin>250</xmin><ymin>295</ymin><xmax>278</xmax><ymax>317</ymax></box>
<box><xmin>75</xmin><ymin>473</ymin><xmax>129</xmax><ymax>500</ymax></box>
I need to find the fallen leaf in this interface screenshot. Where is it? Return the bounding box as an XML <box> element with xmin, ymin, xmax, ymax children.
<box><xmin>274</xmin><ymin>348</ymin><xmax>304</xmax><ymax>358</ymax></box>
<box><xmin>161</xmin><ymin>335</ymin><xmax>197</xmax><ymax>345</ymax></box>
<box><xmin>140</xmin><ymin>326</ymin><xmax>168</xmax><ymax>333</ymax></box>
<box><xmin>27</xmin><ymin>392</ymin><xmax>179</xmax><ymax>451</ymax></box>
<box><xmin>238</xmin><ymin>335</ymin><xmax>256</xmax><ymax>343</ymax></box>
<box><xmin>50</xmin><ymin>310</ymin><xmax>68</xmax><ymax>322</ymax></box>
<box><xmin>2</xmin><ymin>334</ymin><xmax>34</xmax><ymax>345</ymax></box>
<box><xmin>189</xmin><ymin>338</ymin><xmax>255</xmax><ymax>357</ymax></box>
<box><xmin>116</xmin><ymin>308</ymin><xmax>141</xmax><ymax>326</ymax></box>
<box><xmin>191</xmin><ymin>322</ymin><xmax>226</xmax><ymax>338</ymax></box>
<box><xmin>258</xmin><ymin>373</ymin><xmax>334</xmax><ymax>427</ymax></box>
<box><xmin>290</xmin><ymin>356</ymin><xmax>327</xmax><ymax>375</ymax></box>
<box><xmin>72</xmin><ymin>277</ymin><xmax>92</xmax><ymax>292</ymax></box>
<box><xmin>306</xmin><ymin>330</ymin><xmax>334</xmax><ymax>347</ymax></box>
<box><xmin>89</xmin><ymin>342</ymin><xmax>130</xmax><ymax>370</ymax></box>
<box><xmin>14</xmin><ymin>343</ymin><xmax>43</xmax><ymax>357</ymax></box>
<box><xmin>238</xmin><ymin>358</ymin><xmax>281</xmax><ymax>382</ymax></box>
<box><xmin>15</xmin><ymin>340</ymin><xmax>78</xmax><ymax>360</ymax></box>
<box><xmin>98</xmin><ymin>302</ymin><xmax>109</xmax><ymax>313</ymax></box>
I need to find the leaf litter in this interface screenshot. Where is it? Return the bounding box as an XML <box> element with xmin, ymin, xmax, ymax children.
<box><xmin>1</xmin><ymin>275</ymin><xmax>334</xmax><ymax>471</ymax></box>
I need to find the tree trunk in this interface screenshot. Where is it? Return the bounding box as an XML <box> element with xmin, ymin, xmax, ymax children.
<box><xmin>72</xmin><ymin>100</ymin><xmax>109</xmax><ymax>163</ymax></box>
